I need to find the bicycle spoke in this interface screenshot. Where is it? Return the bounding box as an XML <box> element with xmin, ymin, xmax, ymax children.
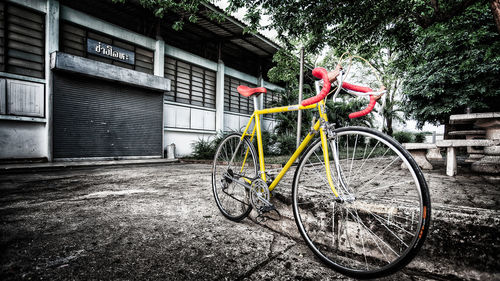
<box><xmin>348</xmin><ymin>134</ymin><xmax>359</xmax><ymax>185</ymax></box>
<box><xmin>357</xmin><ymin>156</ymin><xmax>401</xmax><ymax>191</ymax></box>
<box><xmin>347</xmin><ymin>208</ymin><xmax>391</xmax><ymax>263</ymax></box>
<box><xmin>351</xmin><ymin>140</ymin><xmax>380</xmax><ymax>184</ymax></box>
<box><xmin>368</xmin><ymin>211</ymin><xmax>415</xmax><ymax>237</ymax></box>
<box><xmin>293</xmin><ymin>128</ymin><xmax>429</xmax><ymax>276</ymax></box>
<box><xmin>357</xmin><ymin>180</ymin><xmax>414</xmax><ymax>195</ymax></box>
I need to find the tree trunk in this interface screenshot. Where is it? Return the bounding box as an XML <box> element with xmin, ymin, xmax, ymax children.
<box><xmin>386</xmin><ymin>117</ymin><xmax>393</xmax><ymax>137</ymax></box>
<box><xmin>492</xmin><ymin>0</ymin><xmax>500</xmax><ymax>34</ymax></box>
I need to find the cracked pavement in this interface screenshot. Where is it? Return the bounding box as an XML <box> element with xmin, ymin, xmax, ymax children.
<box><xmin>0</xmin><ymin>163</ymin><xmax>498</xmax><ymax>280</ymax></box>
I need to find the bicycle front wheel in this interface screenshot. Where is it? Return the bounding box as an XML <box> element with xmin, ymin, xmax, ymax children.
<box><xmin>292</xmin><ymin>126</ymin><xmax>431</xmax><ymax>279</ymax></box>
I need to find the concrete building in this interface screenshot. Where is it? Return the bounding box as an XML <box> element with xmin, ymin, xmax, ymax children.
<box><xmin>0</xmin><ymin>0</ymin><xmax>283</xmax><ymax>161</ymax></box>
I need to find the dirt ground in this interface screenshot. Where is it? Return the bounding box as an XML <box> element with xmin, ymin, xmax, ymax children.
<box><xmin>0</xmin><ymin>163</ymin><xmax>498</xmax><ymax>280</ymax></box>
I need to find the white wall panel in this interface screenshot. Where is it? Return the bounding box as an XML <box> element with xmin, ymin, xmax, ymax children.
<box><xmin>0</xmin><ymin>79</ymin><xmax>6</xmax><ymax>115</ymax></box>
<box><xmin>164</xmin><ymin>104</ymin><xmax>177</xmax><ymax>127</ymax></box>
<box><xmin>204</xmin><ymin>111</ymin><xmax>216</xmax><ymax>131</ymax></box>
<box><xmin>0</xmin><ymin>120</ymin><xmax>47</xmax><ymax>158</ymax></box>
<box><xmin>175</xmin><ymin>106</ymin><xmax>190</xmax><ymax>128</ymax></box>
<box><xmin>224</xmin><ymin>113</ymin><xmax>257</xmax><ymax>133</ymax></box>
<box><xmin>224</xmin><ymin>113</ymin><xmax>240</xmax><ymax>131</ymax></box>
<box><xmin>164</xmin><ymin>103</ymin><xmax>216</xmax><ymax>131</ymax></box>
<box><xmin>190</xmin><ymin>108</ymin><xmax>205</xmax><ymax>130</ymax></box>
<box><xmin>240</xmin><ymin>116</ymin><xmax>250</xmax><ymax>130</ymax></box>
<box><xmin>7</xmin><ymin>79</ymin><xmax>44</xmax><ymax>117</ymax></box>
<box><xmin>164</xmin><ymin>130</ymin><xmax>215</xmax><ymax>157</ymax></box>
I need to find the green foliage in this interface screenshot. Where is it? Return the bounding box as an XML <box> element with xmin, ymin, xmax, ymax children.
<box><xmin>414</xmin><ymin>132</ymin><xmax>427</xmax><ymax>143</ymax></box>
<box><xmin>393</xmin><ymin>131</ymin><xmax>414</xmax><ymax>144</ymax></box>
<box><xmin>226</xmin><ymin>0</ymin><xmax>489</xmax><ymax>56</ymax></box>
<box><xmin>272</xmin><ymin>87</ymin><xmax>315</xmax><ymax>138</ymax></box>
<box><xmin>190</xmin><ymin>129</ymin><xmax>297</xmax><ymax>159</ymax></box>
<box><xmin>326</xmin><ymin>98</ymin><xmax>375</xmax><ymax>128</ymax></box>
<box><xmin>227</xmin><ymin>0</ymin><xmax>500</xmax><ymax>126</ymax></box>
<box><xmin>191</xmin><ymin>137</ymin><xmax>215</xmax><ymax>159</ymax></box>
<box><xmin>113</xmin><ymin>0</ymin><xmax>220</xmax><ymax>31</ymax></box>
<box><xmin>369</xmin><ymin>137</ymin><xmax>379</xmax><ymax>147</ymax></box>
<box><xmin>401</xmin><ymin>2</ymin><xmax>500</xmax><ymax>126</ymax></box>
<box><xmin>191</xmin><ymin>131</ymin><xmax>227</xmax><ymax>159</ymax></box>
<box><xmin>260</xmin><ymin>131</ymin><xmax>278</xmax><ymax>156</ymax></box>
<box><xmin>267</xmin><ymin>49</ymin><xmax>301</xmax><ymax>86</ymax></box>
<box><xmin>276</xmin><ymin>134</ymin><xmax>296</xmax><ymax>155</ymax></box>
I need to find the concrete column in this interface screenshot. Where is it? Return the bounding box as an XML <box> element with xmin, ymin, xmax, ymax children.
<box><xmin>215</xmin><ymin>60</ymin><xmax>225</xmax><ymax>132</ymax></box>
<box><xmin>154</xmin><ymin>39</ymin><xmax>165</xmax><ymax>157</ymax></box>
<box><xmin>446</xmin><ymin>147</ymin><xmax>457</xmax><ymax>176</ymax></box>
<box><xmin>45</xmin><ymin>0</ymin><xmax>60</xmax><ymax>162</ymax></box>
<box><xmin>154</xmin><ymin>39</ymin><xmax>165</xmax><ymax>77</ymax></box>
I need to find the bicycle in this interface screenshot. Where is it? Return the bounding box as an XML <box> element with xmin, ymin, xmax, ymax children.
<box><xmin>211</xmin><ymin>60</ymin><xmax>431</xmax><ymax>279</ymax></box>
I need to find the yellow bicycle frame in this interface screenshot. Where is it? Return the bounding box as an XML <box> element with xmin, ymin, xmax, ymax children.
<box><xmin>239</xmin><ymin>99</ymin><xmax>340</xmax><ymax>198</ymax></box>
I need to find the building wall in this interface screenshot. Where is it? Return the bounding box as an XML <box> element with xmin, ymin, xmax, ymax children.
<box><xmin>0</xmin><ymin>0</ymin><xmax>284</xmax><ymax>161</ymax></box>
<box><xmin>0</xmin><ymin>0</ymin><xmax>49</xmax><ymax>160</ymax></box>
<box><xmin>164</xmin><ymin>130</ymin><xmax>216</xmax><ymax>157</ymax></box>
<box><xmin>0</xmin><ymin>120</ymin><xmax>47</xmax><ymax>159</ymax></box>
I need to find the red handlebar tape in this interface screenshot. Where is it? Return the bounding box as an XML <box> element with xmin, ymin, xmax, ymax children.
<box><xmin>301</xmin><ymin>67</ymin><xmax>331</xmax><ymax>106</ymax></box>
<box><xmin>300</xmin><ymin>67</ymin><xmax>377</xmax><ymax>118</ymax></box>
<box><xmin>349</xmin><ymin>95</ymin><xmax>377</xmax><ymax>119</ymax></box>
<box><xmin>342</xmin><ymin>82</ymin><xmax>372</xmax><ymax>93</ymax></box>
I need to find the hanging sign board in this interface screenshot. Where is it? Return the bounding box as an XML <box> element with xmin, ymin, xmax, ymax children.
<box><xmin>87</xmin><ymin>38</ymin><xmax>135</xmax><ymax>65</ymax></box>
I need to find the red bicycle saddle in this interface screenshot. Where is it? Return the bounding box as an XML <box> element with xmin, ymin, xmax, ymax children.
<box><xmin>237</xmin><ymin>85</ymin><xmax>267</xmax><ymax>97</ymax></box>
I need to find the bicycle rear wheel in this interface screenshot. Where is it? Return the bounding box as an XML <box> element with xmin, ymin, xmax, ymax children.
<box><xmin>212</xmin><ymin>133</ymin><xmax>257</xmax><ymax>221</ymax></box>
<box><xmin>292</xmin><ymin>126</ymin><xmax>431</xmax><ymax>279</ymax></box>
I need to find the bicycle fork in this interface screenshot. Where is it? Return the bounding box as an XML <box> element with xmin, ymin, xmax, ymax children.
<box><xmin>320</xmin><ymin>120</ymin><xmax>355</xmax><ymax>203</ymax></box>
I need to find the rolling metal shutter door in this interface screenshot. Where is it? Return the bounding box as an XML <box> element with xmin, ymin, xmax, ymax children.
<box><xmin>53</xmin><ymin>72</ymin><xmax>162</xmax><ymax>158</ymax></box>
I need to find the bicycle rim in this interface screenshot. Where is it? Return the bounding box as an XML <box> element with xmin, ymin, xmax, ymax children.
<box><xmin>292</xmin><ymin>126</ymin><xmax>431</xmax><ymax>278</ymax></box>
<box><xmin>212</xmin><ymin>133</ymin><xmax>256</xmax><ymax>221</ymax></box>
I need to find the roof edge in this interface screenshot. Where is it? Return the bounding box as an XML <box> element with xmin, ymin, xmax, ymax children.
<box><xmin>201</xmin><ymin>2</ymin><xmax>281</xmax><ymax>51</ymax></box>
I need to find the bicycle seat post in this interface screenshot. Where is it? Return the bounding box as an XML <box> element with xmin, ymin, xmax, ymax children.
<box><xmin>253</xmin><ymin>94</ymin><xmax>261</xmax><ymax>111</ymax></box>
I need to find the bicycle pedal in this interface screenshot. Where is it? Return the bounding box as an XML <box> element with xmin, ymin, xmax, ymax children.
<box><xmin>256</xmin><ymin>205</ymin><xmax>281</xmax><ymax>222</ymax></box>
<box><xmin>259</xmin><ymin>204</ymin><xmax>276</xmax><ymax>213</ymax></box>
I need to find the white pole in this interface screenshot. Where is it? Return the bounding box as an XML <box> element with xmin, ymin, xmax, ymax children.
<box><xmin>296</xmin><ymin>48</ymin><xmax>304</xmax><ymax>149</ymax></box>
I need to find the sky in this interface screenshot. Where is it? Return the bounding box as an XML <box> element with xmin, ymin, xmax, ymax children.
<box><xmin>214</xmin><ymin>1</ymin><xmax>278</xmax><ymax>41</ymax></box>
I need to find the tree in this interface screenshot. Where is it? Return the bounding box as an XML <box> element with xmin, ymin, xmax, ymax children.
<box><xmin>319</xmin><ymin>47</ymin><xmax>405</xmax><ymax>135</ymax></box>
<box><xmin>401</xmin><ymin>2</ymin><xmax>500</xmax><ymax>126</ymax></box>
<box><xmin>227</xmin><ymin>0</ymin><xmax>500</xmax><ymax>126</ymax></box>
<box><xmin>227</xmin><ymin>0</ymin><xmax>497</xmax><ymax>54</ymax></box>
<box><xmin>112</xmin><ymin>0</ymin><xmax>224</xmax><ymax>32</ymax></box>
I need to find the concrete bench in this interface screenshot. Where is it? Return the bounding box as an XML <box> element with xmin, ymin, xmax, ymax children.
<box><xmin>436</xmin><ymin>139</ymin><xmax>499</xmax><ymax>176</ymax></box>
<box><xmin>448</xmin><ymin>130</ymin><xmax>486</xmax><ymax>137</ymax></box>
<box><xmin>448</xmin><ymin>130</ymin><xmax>487</xmax><ymax>162</ymax></box>
<box><xmin>402</xmin><ymin>143</ymin><xmax>439</xmax><ymax>170</ymax></box>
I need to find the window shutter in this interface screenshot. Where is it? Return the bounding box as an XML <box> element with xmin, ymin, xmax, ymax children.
<box><xmin>5</xmin><ymin>5</ymin><xmax>45</xmax><ymax>78</ymax></box>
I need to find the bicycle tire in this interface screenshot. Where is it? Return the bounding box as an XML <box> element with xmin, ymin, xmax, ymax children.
<box><xmin>292</xmin><ymin>126</ymin><xmax>431</xmax><ymax>279</ymax></box>
<box><xmin>212</xmin><ymin>133</ymin><xmax>257</xmax><ymax>221</ymax></box>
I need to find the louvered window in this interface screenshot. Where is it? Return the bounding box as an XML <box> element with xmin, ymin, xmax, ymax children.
<box><xmin>60</xmin><ymin>21</ymin><xmax>154</xmax><ymax>74</ymax></box>
<box><xmin>0</xmin><ymin>3</ymin><xmax>45</xmax><ymax>79</ymax></box>
<box><xmin>224</xmin><ymin>76</ymin><xmax>256</xmax><ymax>115</ymax></box>
<box><xmin>164</xmin><ymin>56</ymin><xmax>216</xmax><ymax>108</ymax></box>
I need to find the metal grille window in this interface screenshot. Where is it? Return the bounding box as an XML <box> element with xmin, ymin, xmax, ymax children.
<box><xmin>224</xmin><ymin>76</ymin><xmax>256</xmax><ymax>115</ymax></box>
<box><xmin>0</xmin><ymin>3</ymin><xmax>45</xmax><ymax>78</ymax></box>
<box><xmin>164</xmin><ymin>56</ymin><xmax>216</xmax><ymax>108</ymax></box>
<box><xmin>60</xmin><ymin>21</ymin><xmax>154</xmax><ymax>74</ymax></box>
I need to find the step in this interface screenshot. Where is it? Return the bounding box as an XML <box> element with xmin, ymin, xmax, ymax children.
<box><xmin>251</xmin><ymin>189</ymin><xmax>499</xmax><ymax>280</ymax></box>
